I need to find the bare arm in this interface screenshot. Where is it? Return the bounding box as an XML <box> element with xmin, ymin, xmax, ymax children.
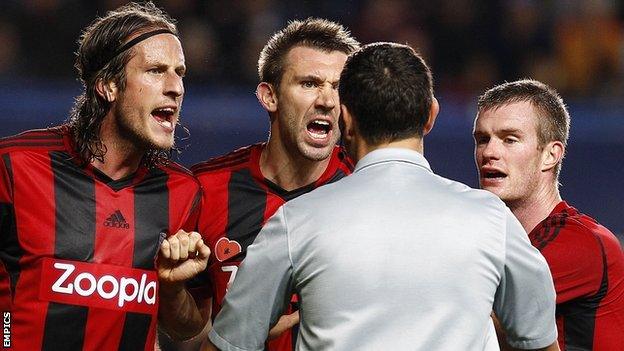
<box><xmin>513</xmin><ymin>341</ymin><xmax>560</xmax><ymax>351</ymax></box>
<box><xmin>268</xmin><ymin>310</ymin><xmax>299</xmax><ymax>340</ymax></box>
<box><xmin>201</xmin><ymin>340</ymin><xmax>219</xmax><ymax>351</ymax></box>
<box><xmin>157</xmin><ymin>230</ymin><xmax>212</xmax><ymax>340</ymax></box>
<box><xmin>491</xmin><ymin>312</ymin><xmax>513</xmax><ymax>351</ymax></box>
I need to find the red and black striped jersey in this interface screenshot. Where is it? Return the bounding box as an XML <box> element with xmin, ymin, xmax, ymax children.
<box><xmin>529</xmin><ymin>201</ymin><xmax>624</xmax><ymax>350</ymax></box>
<box><xmin>0</xmin><ymin>126</ymin><xmax>201</xmax><ymax>351</ymax></box>
<box><xmin>191</xmin><ymin>143</ymin><xmax>352</xmax><ymax>351</ymax></box>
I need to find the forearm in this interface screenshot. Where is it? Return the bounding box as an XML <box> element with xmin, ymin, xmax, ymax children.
<box><xmin>509</xmin><ymin>341</ymin><xmax>560</xmax><ymax>351</ymax></box>
<box><xmin>201</xmin><ymin>339</ymin><xmax>219</xmax><ymax>351</ymax></box>
<box><xmin>158</xmin><ymin>283</ymin><xmax>210</xmax><ymax>340</ymax></box>
<box><xmin>539</xmin><ymin>342</ymin><xmax>560</xmax><ymax>351</ymax></box>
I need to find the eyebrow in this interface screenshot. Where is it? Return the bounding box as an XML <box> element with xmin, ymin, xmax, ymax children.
<box><xmin>145</xmin><ymin>58</ymin><xmax>184</xmax><ymax>66</ymax></box>
<box><xmin>498</xmin><ymin>128</ymin><xmax>524</xmax><ymax>135</ymax></box>
<box><xmin>296</xmin><ymin>74</ymin><xmax>321</xmax><ymax>81</ymax></box>
<box><xmin>295</xmin><ymin>74</ymin><xmax>339</xmax><ymax>84</ymax></box>
<box><xmin>144</xmin><ymin>60</ymin><xmax>186</xmax><ymax>71</ymax></box>
<box><xmin>474</xmin><ymin>128</ymin><xmax>524</xmax><ymax>135</ymax></box>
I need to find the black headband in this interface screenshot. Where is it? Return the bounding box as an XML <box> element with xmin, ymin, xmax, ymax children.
<box><xmin>96</xmin><ymin>28</ymin><xmax>176</xmax><ymax>73</ymax></box>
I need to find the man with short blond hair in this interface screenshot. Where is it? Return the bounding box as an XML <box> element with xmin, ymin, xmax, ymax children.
<box><xmin>474</xmin><ymin>79</ymin><xmax>624</xmax><ymax>350</ymax></box>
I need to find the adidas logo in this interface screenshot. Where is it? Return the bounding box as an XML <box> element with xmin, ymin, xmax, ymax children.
<box><xmin>104</xmin><ymin>210</ymin><xmax>130</xmax><ymax>229</ymax></box>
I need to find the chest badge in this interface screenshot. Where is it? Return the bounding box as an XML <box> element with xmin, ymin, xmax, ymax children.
<box><xmin>215</xmin><ymin>237</ymin><xmax>242</xmax><ymax>262</ymax></box>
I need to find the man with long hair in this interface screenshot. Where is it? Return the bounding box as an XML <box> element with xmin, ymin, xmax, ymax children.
<box><xmin>0</xmin><ymin>3</ymin><xmax>207</xmax><ymax>350</ymax></box>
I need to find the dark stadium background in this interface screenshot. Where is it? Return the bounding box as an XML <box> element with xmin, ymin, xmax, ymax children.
<box><xmin>1</xmin><ymin>1</ymin><xmax>622</xmax><ymax>238</ymax></box>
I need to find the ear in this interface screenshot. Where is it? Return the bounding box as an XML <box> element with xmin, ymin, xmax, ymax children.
<box><xmin>95</xmin><ymin>79</ymin><xmax>118</xmax><ymax>103</ymax></box>
<box><xmin>256</xmin><ymin>82</ymin><xmax>278</xmax><ymax>113</ymax></box>
<box><xmin>541</xmin><ymin>140</ymin><xmax>565</xmax><ymax>172</ymax></box>
<box><xmin>340</xmin><ymin>104</ymin><xmax>356</xmax><ymax>143</ymax></box>
<box><xmin>422</xmin><ymin>96</ymin><xmax>439</xmax><ymax>136</ymax></box>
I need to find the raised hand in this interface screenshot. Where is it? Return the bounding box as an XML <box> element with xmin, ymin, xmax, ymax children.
<box><xmin>158</xmin><ymin>230</ymin><xmax>210</xmax><ymax>285</ymax></box>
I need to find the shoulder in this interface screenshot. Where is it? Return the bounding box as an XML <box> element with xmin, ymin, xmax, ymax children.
<box><xmin>157</xmin><ymin>160</ymin><xmax>200</xmax><ymax>188</ymax></box>
<box><xmin>191</xmin><ymin>144</ymin><xmax>258</xmax><ymax>177</ymax></box>
<box><xmin>430</xmin><ymin>172</ymin><xmax>509</xmax><ymax>216</ymax></box>
<box><xmin>415</xmin><ymin>173</ymin><xmax>514</xmax><ymax>242</ymax></box>
<box><xmin>530</xmin><ymin>204</ymin><xmax>611</xmax><ymax>272</ymax></box>
<box><xmin>530</xmin><ymin>204</ymin><xmax>621</xmax><ymax>300</ymax></box>
<box><xmin>284</xmin><ymin>175</ymin><xmax>343</xmax><ymax>214</ymax></box>
<box><xmin>331</xmin><ymin>145</ymin><xmax>354</xmax><ymax>172</ymax></box>
<box><xmin>160</xmin><ymin>160</ymin><xmax>194</xmax><ymax>178</ymax></box>
<box><xmin>564</xmin><ymin>208</ymin><xmax>618</xmax><ymax>244</ymax></box>
<box><xmin>0</xmin><ymin>126</ymin><xmax>66</xmax><ymax>156</ymax></box>
<box><xmin>312</xmin><ymin>145</ymin><xmax>354</xmax><ymax>186</ymax></box>
<box><xmin>532</xmin><ymin>205</ymin><xmax>611</xmax><ymax>252</ymax></box>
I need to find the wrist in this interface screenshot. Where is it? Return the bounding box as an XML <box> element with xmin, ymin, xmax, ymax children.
<box><xmin>159</xmin><ymin>281</ymin><xmax>186</xmax><ymax>298</ymax></box>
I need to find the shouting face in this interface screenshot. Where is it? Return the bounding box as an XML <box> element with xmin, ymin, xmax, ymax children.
<box><xmin>273</xmin><ymin>46</ymin><xmax>347</xmax><ymax>161</ymax></box>
<box><xmin>111</xmin><ymin>33</ymin><xmax>186</xmax><ymax>151</ymax></box>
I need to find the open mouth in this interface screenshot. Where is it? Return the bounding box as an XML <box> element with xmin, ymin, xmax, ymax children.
<box><xmin>306</xmin><ymin>120</ymin><xmax>331</xmax><ymax>139</ymax></box>
<box><xmin>151</xmin><ymin>107</ymin><xmax>175</xmax><ymax>131</ymax></box>
<box><xmin>483</xmin><ymin>170</ymin><xmax>507</xmax><ymax>179</ymax></box>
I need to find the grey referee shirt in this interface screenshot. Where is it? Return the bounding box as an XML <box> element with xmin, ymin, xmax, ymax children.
<box><xmin>208</xmin><ymin>148</ymin><xmax>557</xmax><ymax>351</ymax></box>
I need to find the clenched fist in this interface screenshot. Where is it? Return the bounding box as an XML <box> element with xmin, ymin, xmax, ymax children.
<box><xmin>157</xmin><ymin>230</ymin><xmax>210</xmax><ymax>284</ymax></box>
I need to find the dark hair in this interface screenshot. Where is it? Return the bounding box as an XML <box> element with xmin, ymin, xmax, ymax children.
<box><xmin>339</xmin><ymin>42</ymin><xmax>433</xmax><ymax>145</ymax></box>
<box><xmin>258</xmin><ymin>17</ymin><xmax>359</xmax><ymax>91</ymax></box>
<box><xmin>68</xmin><ymin>1</ymin><xmax>178</xmax><ymax>166</ymax></box>
<box><xmin>477</xmin><ymin>79</ymin><xmax>570</xmax><ymax>177</ymax></box>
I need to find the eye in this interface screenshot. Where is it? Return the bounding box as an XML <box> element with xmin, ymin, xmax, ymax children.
<box><xmin>148</xmin><ymin>67</ymin><xmax>164</xmax><ymax>74</ymax></box>
<box><xmin>504</xmin><ymin>137</ymin><xmax>519</xmax><ymax>144</ymax></box>
<box><xmin>302</xmin><ymin>81</ymin><xmax>318</xmax><ymax>88</ymax></box>
<box><xmin>474</xmin><ymin>135</ymin><xmax>489</xmax><ymax>145</ymax></box>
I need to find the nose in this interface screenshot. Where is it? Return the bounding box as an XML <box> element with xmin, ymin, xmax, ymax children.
<box><xmin>315</xmin><ymin>83</ymin><xmax>337</xmax><ymax>110</ymax></box>
<box><xmin>165</xmin><ymin>71</ymin><xmax>184</xmax><ymax>99</ymax></box>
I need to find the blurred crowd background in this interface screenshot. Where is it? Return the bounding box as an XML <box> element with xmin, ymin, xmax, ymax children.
<box><xmin>0</xmin><ymin>0</ymin><xmax>623</xmax><ymax>235</ymax></box>
<box><xmin>2</xmin><ymin>0</ymin><xmax>624</xmax><ymax>99</ymax></box>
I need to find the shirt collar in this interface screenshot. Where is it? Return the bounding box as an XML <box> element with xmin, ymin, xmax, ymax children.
<box><xmin>354</xmin><ymin>147</ymin><xmax>432</xmax><ymax>173</ymax></box>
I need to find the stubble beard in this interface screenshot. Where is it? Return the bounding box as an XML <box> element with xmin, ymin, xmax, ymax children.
<box><xmin>115</xmin><ymin>107</ymin><xmax>174</xmax><ymax>154</ymax></box>
<box><xmin>291</xmin><ymin>123</ymin><xmax>338</xmax><ymax>162</ymax></box>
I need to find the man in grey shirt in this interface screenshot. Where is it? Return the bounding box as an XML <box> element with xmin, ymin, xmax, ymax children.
<box><xmin>206</xmin><ymin>43</ymin><xmax>559</xmax><ymax>351</ymax></box>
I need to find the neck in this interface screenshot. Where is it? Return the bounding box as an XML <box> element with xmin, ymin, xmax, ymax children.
<box><xmin>91</xmin><ymin>115</ymin><xmax>145</xmax><ymax>180</ymax></box>
<box><xmin>352</xmin><ymin>137</ymin><xmax>424</xmax><ymax>163</ymax></box>
<box><xmin>260</xmin><ymin>139</ymin><xmax>332</xmax><ymax>191</ymax></box>
<box><xmin>507</xmin><ymin>181</ymin><xmax>561</xmax><ymax>234</ymax></box>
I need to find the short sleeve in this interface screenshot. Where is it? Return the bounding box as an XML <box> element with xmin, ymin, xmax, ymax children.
<box><xmin>494</xmin><ymin>209</ymin><xmax>558</xmax><ymax>349</ymax></box>
<box><xmin>208</xmin><ymin>206</ymin><xmax>293</xmax><ymax>351</ymax></box>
